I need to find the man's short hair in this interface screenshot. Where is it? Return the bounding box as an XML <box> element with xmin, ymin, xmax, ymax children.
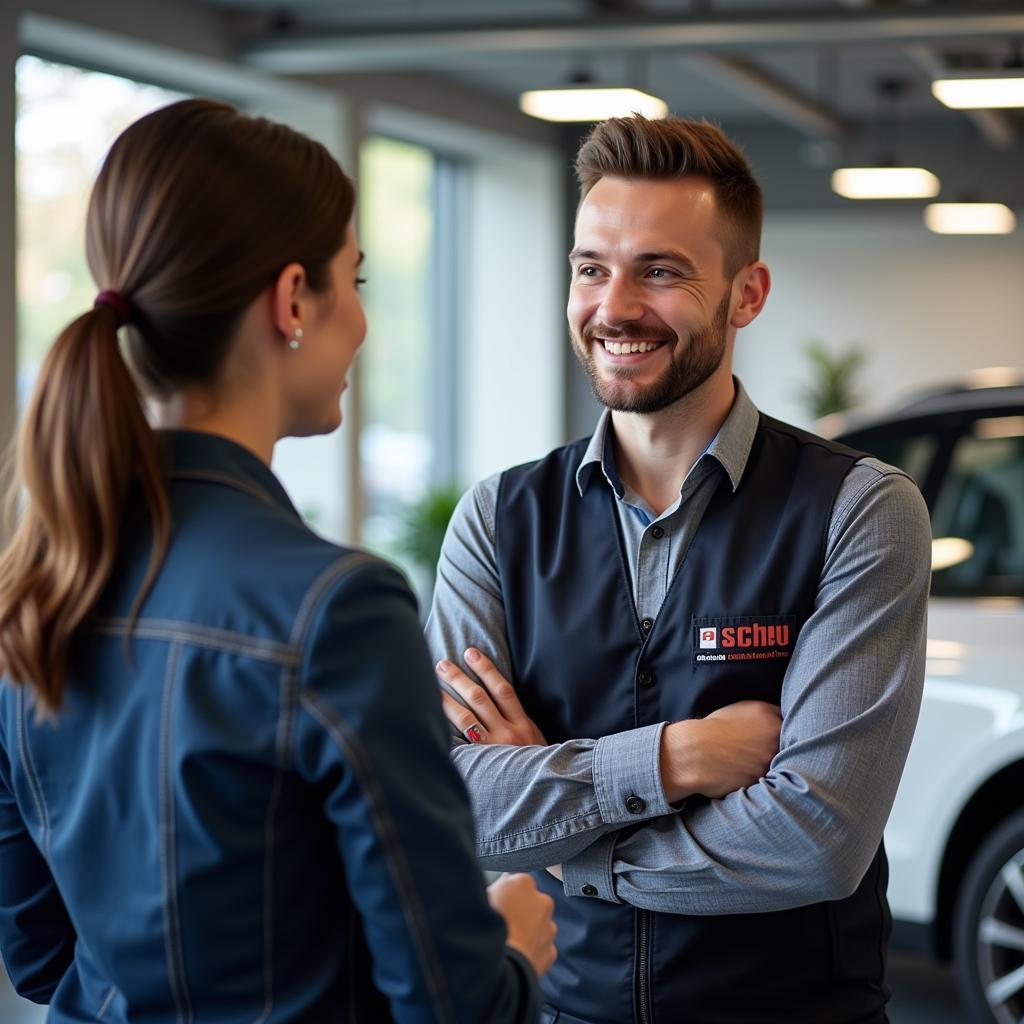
<box><xmin>574</xmin><ymin>115</ymin><xmax>763</xmax><ymax>276</ymax></box>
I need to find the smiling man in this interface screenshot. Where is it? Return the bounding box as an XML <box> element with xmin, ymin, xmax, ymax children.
<box><xmin>427</xmin><ymin>116</ymin><xmax>931</xmax><ymax>1024</ymax></box>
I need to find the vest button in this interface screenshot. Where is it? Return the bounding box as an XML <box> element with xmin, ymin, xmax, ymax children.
<box><xmin>640</xmin><ymin>617</ymin><xmax>654</xmax><ymax>633</ymax></box>
<box><xmin>637</xmin><ymin>669</ymin><xmax>654</xmax><ymax>687</ymax></box>
<box><xmin>581</xmin><ymin>884</ymin><xmax>598</xmax><ymax>897</ymax></box>
<box><xmin>651</xmin><ymin>525</ymin><xmax>665</xmax><ymax>539</ymax></box>
<box><xmin>625</xmin><ymin>795</ymin><xmax>646</xmax><ymax>814</ymax></box>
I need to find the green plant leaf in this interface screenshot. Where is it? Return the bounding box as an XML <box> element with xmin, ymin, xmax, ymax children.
<box><xmin>393</xmin><ymin>484</ymin><xmax>465</xmax><ymax>574</ymax></box>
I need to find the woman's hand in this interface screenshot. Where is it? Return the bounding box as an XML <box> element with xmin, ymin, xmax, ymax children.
<box><xmin>487</xmin><ymin>872</ymin><xmax>558</xmax><ymax>978</ymax></box>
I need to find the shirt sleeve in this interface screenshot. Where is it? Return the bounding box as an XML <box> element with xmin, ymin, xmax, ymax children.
<box><xmin>425</xmin><ymin>480</ymin><xmax>675</xmax><ymax>872</ymax></box>
<box><xmin>292</xmin><ymin>557</ymin><xmax>540</xmax><ymax>1024</ymax></box>
<box><xmin>561</xmin><ymin>463</ymin><xmax>931</xmax><ymax>913</ymax></box>
<box><xmin>0</xmin><ymin>690</ymin><xmax>76</xmax><ymax>1003</ymax></box>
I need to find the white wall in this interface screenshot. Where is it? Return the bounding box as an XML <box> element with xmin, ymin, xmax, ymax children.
<box><xmin>462</xmin><ymin>145</ymin><xmax>565</xmax><ymax>483</ymax></box>
<box><xmin>737</xmin><ymin>211</ymin><xmax>1024</xmax><ymax>429</ymax></box>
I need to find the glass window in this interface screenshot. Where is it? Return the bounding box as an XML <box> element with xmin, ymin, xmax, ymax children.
<box><xmin>357</xmin><ymin>137</ymin><xmax>459</xmax><ymax>595</ymax></box>
<box><xmin>15</xmin><ymin>56</ymin><xmax>185</xmax><ymax>406</ymax></box>
<box><xmin>839</xmin><ymin>426</ymin><xmax>938</xmax><ymax>489</ymax></box>
<box><xmin>930</xmin><ymin>421</ymin><xmax>1024</xmax><ymax>598</ymax></box>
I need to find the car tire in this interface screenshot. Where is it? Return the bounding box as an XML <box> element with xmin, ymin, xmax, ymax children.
<box><xmin>954</xmin><ymin>810</ymin><xmax>1024</xmax><ymax>1024</ymax></box>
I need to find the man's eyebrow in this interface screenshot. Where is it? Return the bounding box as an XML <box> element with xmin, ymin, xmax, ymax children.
<box><xmin>568</xmin><ymin>248</ymin><xmax>599</xmax><ymax>261</ymax></box>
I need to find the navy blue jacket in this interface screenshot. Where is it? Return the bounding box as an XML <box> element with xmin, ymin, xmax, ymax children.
<box><xmin>0</xmin><ymin>430</ymin><xmax>539</xmax><ymax>1023</ymax></box>
<box><xmin>496</xmin><ymin>417</ymin><xmax>887</xmax><ymax>1024</ymax></box>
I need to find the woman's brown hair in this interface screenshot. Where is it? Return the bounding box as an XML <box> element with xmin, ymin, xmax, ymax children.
<box><xmin>0</xmin><ymin>98</ymin><xmax>355</xmax><ymax>713</ymax></box>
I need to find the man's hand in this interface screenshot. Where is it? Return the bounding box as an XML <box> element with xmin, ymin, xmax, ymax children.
<box><xmin>436</xmin><ymin>648</ymin><xmax>547</xmax><ymax>746</ymax></box>
<box><xmin>660</xmin><ymin>701</ymin><xmax>782</xmax><ymax>803</ymax></box>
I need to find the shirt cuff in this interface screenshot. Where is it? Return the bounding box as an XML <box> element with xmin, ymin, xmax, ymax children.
<box><xmin>592</xmin><ymin>722</ymin><xmax>672</xmax><ymax>825</ymax></box>
<box><xmin>561</xmin><ymin>832</ymin><xmax>620</xmax><ymax>903</ymax></box>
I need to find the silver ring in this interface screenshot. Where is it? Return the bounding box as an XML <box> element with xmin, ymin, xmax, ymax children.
<box><xmin>462</xmin><ymin>721</ymin><xmax>486</xmax><ymax>744</ymax></box>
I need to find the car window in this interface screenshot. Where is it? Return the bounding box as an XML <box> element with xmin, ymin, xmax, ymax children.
<box><xmin>840</xmin><ymin>429</ymin><xmax>937</xmax><ymax>489</ymax></box>
<box><xmin>930</xmin><ymin>418</ymin><xmax>1024</xmax><ymax>598</ymax></box>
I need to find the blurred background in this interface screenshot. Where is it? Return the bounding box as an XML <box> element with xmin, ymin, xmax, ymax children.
<box><xmin>1</xmin><ymin>1</ymin><xmax>1022</xmax><ymax>1021</ymax></box>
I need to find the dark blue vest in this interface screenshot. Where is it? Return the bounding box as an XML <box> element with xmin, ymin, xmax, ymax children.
<box><xmin>495</xmin><ymin>415</ymin><xmax>889</xmax><ymax>1024</ymax></box>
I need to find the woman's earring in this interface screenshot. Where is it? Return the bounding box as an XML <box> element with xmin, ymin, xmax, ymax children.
<box><xmin>289</xmin><ymin>326</ymin><xmax>303</xmax><ymax>351</ymax></box>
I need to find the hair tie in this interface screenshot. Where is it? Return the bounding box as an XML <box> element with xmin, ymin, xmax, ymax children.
<box><xmin>93</xmin><ymin>290</ymin><xmax>133</xmax><ymax>328</ymax></box>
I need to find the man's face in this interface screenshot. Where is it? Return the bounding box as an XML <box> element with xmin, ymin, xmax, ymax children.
<box><xmin>568</xmin><ymin>175</ymin><xmax>737</xmax><ymax>414</ymax></box>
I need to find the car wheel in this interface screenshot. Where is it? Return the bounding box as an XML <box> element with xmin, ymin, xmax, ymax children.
<box><xmin>954</xmin><ymin>810</ymin><xmax>1024</xmax><ymax>1024</ymax></box>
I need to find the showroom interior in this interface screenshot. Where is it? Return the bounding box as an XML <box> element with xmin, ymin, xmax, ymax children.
<box><xmin>1</xmin><ymin>1</ymin><xmax>1022</xmax><ymax>1022</ymax></box>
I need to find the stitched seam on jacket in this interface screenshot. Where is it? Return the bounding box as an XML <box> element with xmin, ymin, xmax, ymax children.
<box><xmin>251</xmin><ymin>661</ymin><xmax>298</xmax><ymax>1024</ymax></box>
<box><xmin>289</xmin><ymin>554</ymin><xmax>383</xmax><ymax>650</ymax></box>
<box><xmin>159</xmin><ymin>643</ymin><xmax>193</xmax><ymax>1024</ymax></box>
<box><xmin>299</xmin><ymin>691</ymin><xmax>457</xmax><ymax>1024</ymax></box>
<box><xmin>92</xmin><ymin>619</ymin><xmax>298</xmax><ymax>666</ymax></box>
<box><xmin>97</xmin><ymin>985</ymin><xmax>117</xmax><ymax>1019</ymax></box>
<box><xmin>16</xmin><ymin>686</ymin><xmax>50</xmax><ymax>859</ymax></box>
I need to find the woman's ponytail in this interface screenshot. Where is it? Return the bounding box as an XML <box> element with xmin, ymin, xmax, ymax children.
<box><xmin>0</xmin><ymin>304</ymin><xmax>169</xmax><ymax>713</ymax></box>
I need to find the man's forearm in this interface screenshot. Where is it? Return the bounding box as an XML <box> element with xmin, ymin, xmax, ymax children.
<box><xmin>453</xmin><ymin>726</ymin><xmax>674</xmax><ymax>871</ymax></box>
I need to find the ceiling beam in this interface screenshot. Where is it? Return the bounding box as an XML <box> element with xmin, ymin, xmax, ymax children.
<box><xmin>238</xmin><ymin>6</ymin><xmax>1024</xmax><ymax>74</ymax></box>
<box><xmin>682</xmin><ymin>54</ymin><xmax>851</xmax><ymax>139</ymax></box>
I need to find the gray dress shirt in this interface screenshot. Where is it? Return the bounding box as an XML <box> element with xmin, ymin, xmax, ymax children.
<box><xmin>425</xmin><ymin>380</ymin><xmax>931</xmax><ymax>913</ymax></box>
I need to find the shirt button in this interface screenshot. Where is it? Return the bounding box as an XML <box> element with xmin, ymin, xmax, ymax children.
<box><xmin>637</xmin><ymin>669</ymin><xmax>654</xmax><ymax>687</ymax></box>
<box><xmin>640</xmin><ymin>618</ymin><xmax>654</xmax><ymax>633</ymax></box>
<box><xmin>651</xmin><ymin>525</ymin><xmax>665</xmax><ymax>539</ymax></box>
<box><xmin>625</xmin><ymin>795</ymin><xmax>646</xmax><ymax>814</ymax></box>
<box><xmin>581</xmin><ymin>884</ymin><xmax>598</xmax><ymax>897</ymax></box>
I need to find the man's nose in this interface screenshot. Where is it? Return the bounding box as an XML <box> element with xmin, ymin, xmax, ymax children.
<box><xmin>597</xmin><ymin>274</ymin><xmax>645</xmax><ymax>325</ymax></box>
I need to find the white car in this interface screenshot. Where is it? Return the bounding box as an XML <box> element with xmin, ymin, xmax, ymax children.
<box><xmin>833</xmin><ymin>374</ymin><xmax>1024</xmax><ymax>1024</ymax></box>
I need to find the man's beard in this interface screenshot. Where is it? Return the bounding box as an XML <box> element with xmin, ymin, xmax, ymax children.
<box><xmin>572</xmin><ymin>291</ymin><xmax>731</xmax><ymax>414</ymax></box>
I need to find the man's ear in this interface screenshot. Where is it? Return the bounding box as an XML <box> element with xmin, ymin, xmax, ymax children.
<box><xmin>730</xmin><ymin>262</ymin><xmax>771</xmax><ymax>329</ymax></box>
<box><xmin>271</xmin><ymin>262</ymin><xmax>308</xmax><ymax>341</ymax></box>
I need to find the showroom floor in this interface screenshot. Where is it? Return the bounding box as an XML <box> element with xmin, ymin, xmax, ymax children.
<box><xmin>0</xmin><ymin>954</ymin><xmax>966</xmax><ymax>1023</ymax></box>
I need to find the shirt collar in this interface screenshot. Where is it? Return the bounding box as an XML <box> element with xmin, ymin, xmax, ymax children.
<box><xmin>574</xmin><ymin>378</ymin><xmax>760</xmax><ymax>498</ymax></box>
<box><xmin>160</xmin><ymin>430</ymin><xmax>300</xmax><ymax>517</ymax></box>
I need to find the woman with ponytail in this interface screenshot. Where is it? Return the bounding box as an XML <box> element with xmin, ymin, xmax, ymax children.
<box><xmin>0</xmin><ymin>99</ymin><xmax>553</xmax><ymax>1023</ymax></box>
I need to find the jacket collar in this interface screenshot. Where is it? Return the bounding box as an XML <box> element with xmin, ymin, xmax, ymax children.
<box><xmin>160</xmin><ymin>430</ymin><xmax>300</xmax><ymax>518</ymax></box>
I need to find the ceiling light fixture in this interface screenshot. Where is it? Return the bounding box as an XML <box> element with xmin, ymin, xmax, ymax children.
<box><xmin>924</xmin><ymin>202</ymin><xmax>1016</xmax><ymax>234</ymax></box>
<box><xmin>831</xmin><ymin>77</ymin><xmax>940</xmax><ymax>200</ymax></box>
<box><xmin>931</xmin><ymin>71</ymin><xmax>1024</xmax><ymax>109</ymax></box>
<box><xmin>832</xmin><ymin>166</ymin><xmax>940</xmax><ymax>200</ymax></box>
<box><xmin>519</xmin><ymin>86</ymin><xmax>668</xmax><ymax>123</ymax></box>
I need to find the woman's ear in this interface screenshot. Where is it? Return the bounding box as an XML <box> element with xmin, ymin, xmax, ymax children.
<box><xmin>271</xmin><ymin>262</ymin><xmax>308</xmax><ymax>341</ymax></box>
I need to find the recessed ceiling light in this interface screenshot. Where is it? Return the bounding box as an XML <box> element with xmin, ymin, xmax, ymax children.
<box><xmin>831</xmin><ymin>166</ymin><xmax>941</xmax><ymax>200</ymax></box>
<box><xmin>519</xmin><ymin>87</ymin><xmax>668</xmax><ymax>123</ymax></box>
<box><xmin>932</xmin><ymin>74</ymin><xmax>1024</xmax><ymax>109</ymax></box>
<box><xmin>924</xmin><ymin>202</ymin><xmax>1016</xmax><ymax>234</ymax></box>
